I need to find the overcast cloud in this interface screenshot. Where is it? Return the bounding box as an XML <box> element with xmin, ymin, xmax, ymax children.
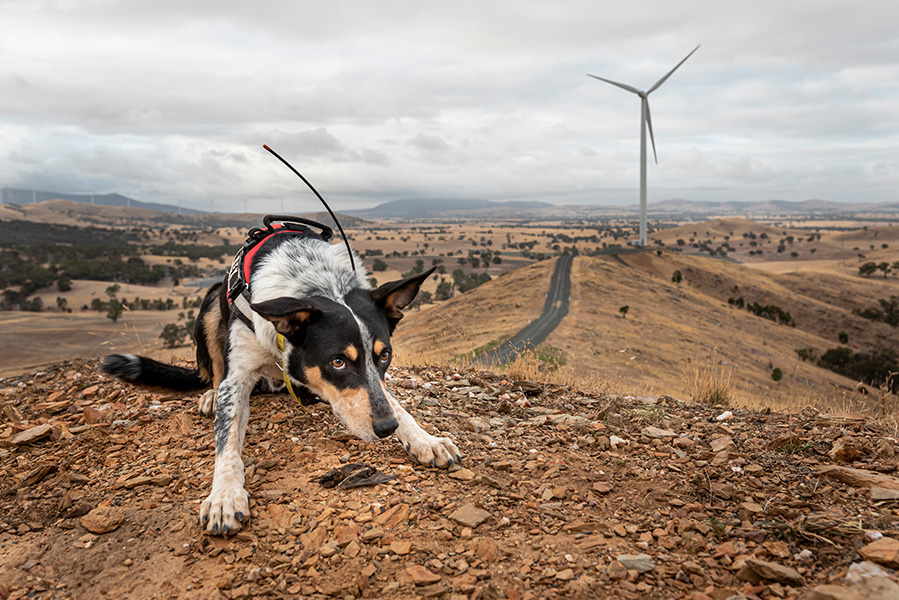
<box><xmin>1</xmin><ymin>0</ymin><xmax>897</xmax><ymax>212</ymax></box>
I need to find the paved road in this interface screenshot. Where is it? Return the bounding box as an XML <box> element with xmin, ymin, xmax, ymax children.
<box><xmin>474</xmin><ymin>253</ymin><xmax>573</xmax><ymax>367</ymax></box>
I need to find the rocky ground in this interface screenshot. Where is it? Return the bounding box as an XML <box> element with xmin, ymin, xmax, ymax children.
<box><xmin>1</xmin><ymin>360</ymin><xmax>899</xmax><ymax>600</ymax></box>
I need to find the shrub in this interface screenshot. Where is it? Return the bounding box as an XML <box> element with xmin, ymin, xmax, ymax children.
<box><xmin>796</xmin><ymin>348</ymin><xmax>817</xmax><ymax>362</ymax></box>
<box><xmin>771</xmin><ymin>368</ymin><xmax>783</xmax><ymax>382</ymax></box>
<box><xmin>818</xmin><ymin>346</ymin><xmax>899</xmax><ymax>393</ymax></box>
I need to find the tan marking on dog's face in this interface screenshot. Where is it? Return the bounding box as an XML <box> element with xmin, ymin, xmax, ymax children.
<box><xmin>203</xmin><ymin>305</ymin><xmax>225</xmax><ymax>386</ymax></box>
<box><xmin>343</xmin><ymin>344</ymin><xmax>358</xmax><ymax>362</ymax></box>
<box><xmin>373</xmin><ymin>340</ymin><xmax>386</xmax><ymax>357</ymax></box>
<box><xmin>303</xmin><ymin>366</ymin><xmax>377</xmax><ymax>441</ymax></box>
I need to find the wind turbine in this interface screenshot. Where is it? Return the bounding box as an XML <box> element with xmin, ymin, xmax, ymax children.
<box><xmin>588</xmin><ymin>45</ymin><xmax>699</xmax><ymax>247</ymax></box>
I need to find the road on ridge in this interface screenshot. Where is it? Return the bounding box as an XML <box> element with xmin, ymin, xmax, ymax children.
<box><xmin>474</xmin><ymin>253</ymin><xmax>573</xmax><ymax>367</ymax></box>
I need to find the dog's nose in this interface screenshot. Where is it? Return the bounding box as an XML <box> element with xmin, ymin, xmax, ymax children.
<box><xmin>372</xmin><ymin>417</ymin><xmax>398</xmax><ymax>439</ymax></box>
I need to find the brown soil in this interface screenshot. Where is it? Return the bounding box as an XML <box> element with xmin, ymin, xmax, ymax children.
<box><xmin>2</xmin><ymin>360</ymin><xmax>898</xmax><ymax>599</ymax></box>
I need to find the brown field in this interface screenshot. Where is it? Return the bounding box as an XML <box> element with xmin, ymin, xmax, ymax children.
<box><xmin>0</xmin><ymin>310</ymin><xmax>188</xmax><ymax>378</ymax></box>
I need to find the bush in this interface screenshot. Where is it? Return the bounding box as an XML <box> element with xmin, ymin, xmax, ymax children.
<box><xmin>451</xmin><ymin>269</ymin><xmax>491</xmax><ymax>293</ymax></box>
<box><xmin>372</xmin><ymin>259</ymin><xmax>388</xmax><ymax>272</ymax></box>
<box><xmin>771</xmin><ymin>368</ymin><xmax>783</xmax><ymax>382</ymax></box>
<box><xmin>796</xmin><ymin>348</ymin><xmax>817</xmax><ymax>362</ymax></box>
<box><xmin>853</xmin><ymin>296</ymin><xmax>898</xmax><ymax>327</ymax></box>
<box><xmin>818</xmin><ymin>346</ymin><xmax>899</xmax><ymax>393</ymax></box>
<box><xmin>160</xmin><ymin>323</ymin><xmax>186</xmax><ymax>348</ymax></box>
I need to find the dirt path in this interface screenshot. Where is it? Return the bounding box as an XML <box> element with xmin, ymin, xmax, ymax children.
<box><xmin>1</xmin><ymin>360</ymin><xmax>898</xmax><ymax>599</ymax></box>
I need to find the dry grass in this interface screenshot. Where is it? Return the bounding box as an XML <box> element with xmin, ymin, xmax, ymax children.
<box><xmin>681</xmin><ymin>348</ymin><xmax>736</xmax><ymax>406</ymax></box>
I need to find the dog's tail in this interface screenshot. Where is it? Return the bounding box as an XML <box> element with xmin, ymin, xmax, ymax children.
<box><xmin>100</xmin><ymin>354</ymin><xmax>207</xmax><ymax>392</ymax></box>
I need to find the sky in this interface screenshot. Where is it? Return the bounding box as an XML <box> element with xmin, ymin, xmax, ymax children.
<box><xmin>1</xmin><ymin>1</ymin><xmax>897</xmax><ymax>213</ymax></box>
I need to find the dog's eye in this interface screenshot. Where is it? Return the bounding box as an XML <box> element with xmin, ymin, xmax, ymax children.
<box><xmin>379</xmin><ymin>349</ymin><xmax>391</xmax><ymax>363</ymax></box>
<box><xmin>330</xmin><ymin>357</ymin><xmax>346</xmax><ymax>370</ymax></box>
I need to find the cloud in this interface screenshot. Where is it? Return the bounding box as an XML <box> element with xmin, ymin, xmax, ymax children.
<box><xmin>0</xmin><ymin>0</ymin><xmax>897</xmax><ymax>210</ymax></box>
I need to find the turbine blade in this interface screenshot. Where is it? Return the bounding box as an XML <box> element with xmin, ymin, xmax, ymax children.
<box><xmin>648</xmin><ymin>44</ymin><xmax>700</xmax><ymax>94</ymax></box>
<box><xmin>587</xmin><ymin>74</ymin><xmax>641</xmax><ymax>95</ymax></box>
<box><xmin>645</xmin><ymin>99</ymin><xmax>658</xmax><ymax>164</ymax></box>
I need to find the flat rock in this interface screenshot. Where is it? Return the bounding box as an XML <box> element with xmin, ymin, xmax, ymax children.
<box><xmin>8</xmin><ymin>423</ymin><xmax>53</xmax><ymax>446</ymax></box>
<box><xmin>616</xmin><ymin>553</ymin><xmax>655</xmax><ymax>573</ymax></box>
<box><xmin>709</xmin><ymin>436</ymin><xmax>736</xmax><ymax>453</ymax></box>
<box><xmin>642</xmin><ymin>426</ymin><xmax>677</xmax><ymax>439</ymax></box>
<box><xmin>400</xmin><ymin>565</ymin><xmax>442</xmax><ymax>585</ymax></box>
<box><xmin>389</xmin><ymin>540</ymin><xmax>412</xmax><ymax>555</ymax></box>
<box><xmin>858</xmin><ymin>537</ymin><xmax>899</xmax><ymax>568</ymax></box>
<box><xmin>807</xmin><ymin>577</ymin><xmax>899</xmax><ymax>600</ymax></box>
<box><xmin>816</xmin><ymin>466</ymin><xmax>899</xmax><ymax>491</ymax></box>
<box><xmin>742</xmin><ymin>558</ymin><xmax>805</xmax><ymax>587</ymax></box>
<box><xmin>871</xmin><ymin>487</ymin><xmax>899</xmax><ymax>501</ymax></box>
<box><xmin>448</xmin><ymin>468</ymin><xmax>476</xmax><ymax>481</ymax></box>
<box><xmin>450</xmin><ymin>503</ymin><xmax>490</xmax><ymax>528</ymax></box>
<box><xmin>80</xmin><ymin>506</ymin><xmax>124</xmax><ymax>534</ymax></box>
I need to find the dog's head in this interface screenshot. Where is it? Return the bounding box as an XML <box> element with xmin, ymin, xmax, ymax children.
<box><xmin>251</xmin><ymin>267</ymin><xmax>434</xmax><ymax>441</ymax></box>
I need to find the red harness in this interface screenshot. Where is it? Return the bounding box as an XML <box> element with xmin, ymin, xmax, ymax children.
<box><xmin>225</xmin><ymin>215</ymin><xmax>333</xmax><ymax>307</ymax></box>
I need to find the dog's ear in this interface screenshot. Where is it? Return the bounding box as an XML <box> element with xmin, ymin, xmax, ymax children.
<box><xmin>371</xmin><ymin>267</ymin><xmax>436</xmax><ymax>330</ymax></box>
<box><xmin>251</xmin><ymin>298</ymin><xmax>321</xmax><ymax>337</ymax></box>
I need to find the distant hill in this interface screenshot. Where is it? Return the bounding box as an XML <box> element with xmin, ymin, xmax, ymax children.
<box><xmin>349</xmin><ymin>198</ymin><xmax>554</xmax><ymax>219</ymax></box>
<box><xmin>350</xmin><ymin>197</ymin><xmax>899</xmax><ymax>220</ymax></box>
<box><xmin>0</xmin><ymin>198</ymin><xmax>365</xmax><ymax>232</ymax></box>
<box><xmin>0</xmin><ymin>188</ymin><xmax>205</xmax><ymax>215</ymax></box>
<box><xmin>646</xmin><ymin>198</ymin><xmax>899</xmax><ymax>216</ymax></box>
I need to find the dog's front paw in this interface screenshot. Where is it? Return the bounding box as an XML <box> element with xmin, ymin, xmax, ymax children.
<box><xmin>200</xmin><ymin>485</ymin><xmax>249</xmax><ymax>536</ymax></box>
<box><xmin>198</xmin><ymin>389</ymin><xmax>216</xmax><ymax>416</ymax></box>
<box><xmin>402</xmin><ymin>430</ymin><xmax>463</xmax><ymax>469</ymax></box>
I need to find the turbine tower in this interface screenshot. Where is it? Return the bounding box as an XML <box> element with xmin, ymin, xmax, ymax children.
<box><xmin>589</xmin><ymin>45</ymin><xmax>699</xmax><ymax>247</ymax></box>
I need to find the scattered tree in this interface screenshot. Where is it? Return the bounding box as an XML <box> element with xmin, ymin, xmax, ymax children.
<box><xmin>619</xmin><ymin>305</ymin><xmax>629</xmax><ymax>318</ymax></box>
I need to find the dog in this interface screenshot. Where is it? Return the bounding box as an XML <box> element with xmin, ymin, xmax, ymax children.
<box><xmin>101</xmin><ymin>216</ymin><xmax>461</xmax><ymax>536</ymax></box>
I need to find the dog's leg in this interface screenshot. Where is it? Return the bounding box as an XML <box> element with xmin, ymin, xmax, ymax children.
<box><xmin>200</xmin><ymin>373</ymin><xmax>254</xmax><ymax>535</ymax></box>
<box><xmin>197</xmin><ymin>298</ymin><xmax>227</xmax><ymax>416</ymax></box>
<box><xmin>386</xmin><ymin>390</ymin><xmax>462</xmax><ymax>468</ymax></box>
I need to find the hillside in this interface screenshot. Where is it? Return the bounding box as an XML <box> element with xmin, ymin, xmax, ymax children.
<box><xmin>399</xmin><ymin>252</ymin><xmax>899</xmax><ymax>414</ymax></box>
<box><xmin>1</xmin><ymin>360</ymin><xmax>898</xmax><ymax>599</ymax></box>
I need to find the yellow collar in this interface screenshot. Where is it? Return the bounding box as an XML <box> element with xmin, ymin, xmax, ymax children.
<box><xmin>277</xmin><ymin>333</ymin><xmax>313</xmax><ymax>415</ymax></box>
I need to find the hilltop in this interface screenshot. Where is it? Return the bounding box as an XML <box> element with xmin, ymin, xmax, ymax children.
<box><xmin>1</xmin><ymin>359</ymin><xmax>898</xmax><ymax>599</ymax></box>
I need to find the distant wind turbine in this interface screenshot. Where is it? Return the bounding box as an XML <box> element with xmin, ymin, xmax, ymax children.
<box><xmin>588</xmin><ymin>45</ymin><xmax>699</xmax><ymax>247</ymax></box>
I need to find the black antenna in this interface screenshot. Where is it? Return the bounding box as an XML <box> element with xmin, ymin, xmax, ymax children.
<box><xmin>263</xmin><ymin>144</ymin><xmax>356</xmax><ymax>273</ymax></box>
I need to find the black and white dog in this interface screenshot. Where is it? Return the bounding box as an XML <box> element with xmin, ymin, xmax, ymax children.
<box><xmin>101</xmin><ymin>217</ymin><xmax>461</xmax><ymax>536</ymax></box>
